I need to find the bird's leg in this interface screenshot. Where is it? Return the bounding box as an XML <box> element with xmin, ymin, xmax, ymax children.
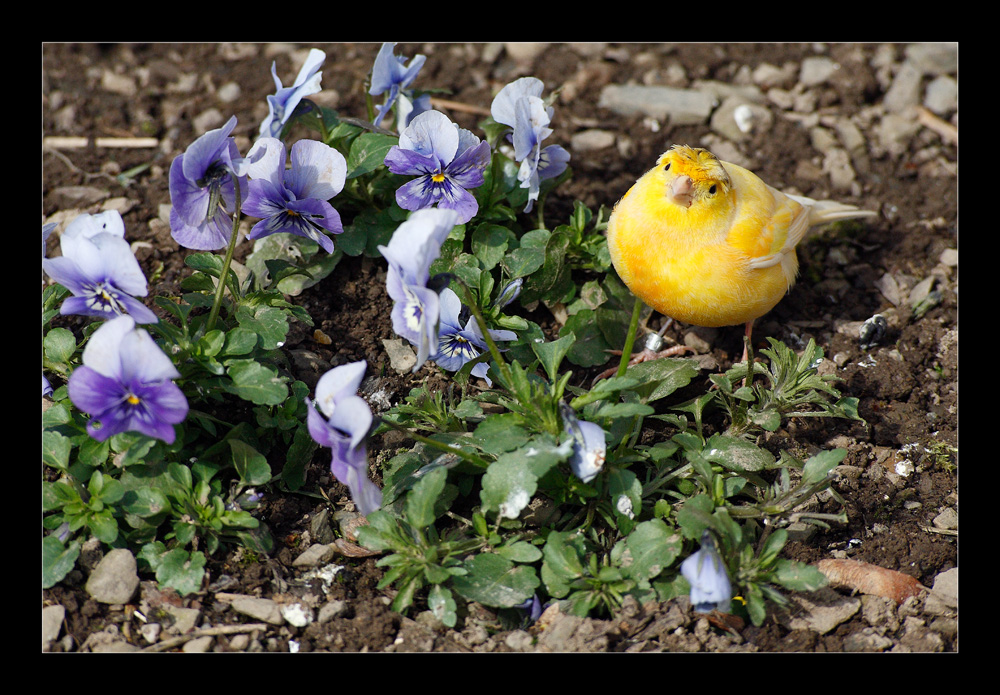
<box><xmin>592</xmin><ymin>317</ymin><xmax>694</xmax><ymax>384</ymax></box>
<box><xmin>738</xmin><ymin>320</ymin><xmax>755</xmax><ymax>388</ymax></box>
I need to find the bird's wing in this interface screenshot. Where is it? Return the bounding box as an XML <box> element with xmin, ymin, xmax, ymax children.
<box><xmin>746</xmin><ymin>194</ymin><xmax>810</xmax><ymax>271</ymax></box>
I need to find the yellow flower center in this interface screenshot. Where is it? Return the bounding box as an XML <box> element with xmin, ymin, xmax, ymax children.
<box><xmin>127</xmin><ymin>394</ymin><xmax>141</xmax><ymax>405</ymax></box>
<box><xmin>431</xmin><ymin>173</ymin><xmax>446</xmax><ymax>183</ymax></box>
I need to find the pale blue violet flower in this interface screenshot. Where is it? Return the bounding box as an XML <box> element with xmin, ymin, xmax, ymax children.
<box><xmin>369</xmin><ymin>42</ymin><xmax>427</xmax><ymax>129</ymax></box>
<box><xmin>258</xmin><ymin>48</ymin><xmax>326</xmax><ymax>139</ymax></box>
<box><xmin>378</xmin><ymin>208</ymin><xmax>459</xmax><ymax>372</ymax></box>
<box><xmin>384</xmin><ymin>110</ymin><xmax>491</xmax><ymax>224</ymax></box>
<box><xmin>241</xmin><ymin>137</ymin><xmax>347</xmax><ymax>253</ymax></box>
<box><xmin>490</xmin><ymin>77</ymin><xmax>571</xmax><ymax>213</ymax></box>
<box><xmin>681</xmin><ymin>531</ymin><xmax>733</xmax><ymax>613</ymax></box>
<box><xmin>68</xmin><ymin>315</ymin><xmax>188</xmax><ymax>444</ymax></box>
<box><xmin>434</xmin><ymin>287</ymin><xmax>516</xmax><ymax>386</ymax></box>
<box><xmin>561</xmin><ymin>404</ymin><xmax>606</xmax><ymax>483</ymax></box>
<box><xmin>306</xmin><ymin>361</ymin><xmax>382</xmax><ymax>516</ymax></box>
<box><xmin>42</xmin><ymin>211</ymin><xmax>157</xmax><ymax>324</ymax></box>
<box><xmin>169</xmin><ymin>116</ymin><xmax>249</xmax><ymax>250</ymax></box>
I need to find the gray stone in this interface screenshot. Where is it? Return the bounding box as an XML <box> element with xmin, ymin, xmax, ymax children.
<box><xmin>799</xmin><ymin>56</ymin><xmax>840</xmax><ymax>86</ymax></box>
<box><xmin>230</xmin><ymin>596</ymin><xmax>285</xmax><ymax>625</ymax></box>
<box><xmin>598</xmin><ymin>84</ymin><xmax>716</xmax><ymax>125</ymax></box>
<box><xmin>85</xmin><ymin>548</ymin><xmax>139</xmax><ymax>604</ymax></box>
<box><xmin>42</xmin><ymin>605</ymin><xmax>65</xmax><ymax>651</ymax></box>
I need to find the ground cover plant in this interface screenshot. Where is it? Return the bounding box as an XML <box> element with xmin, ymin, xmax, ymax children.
<box><xmin>42</xmin><ymin>43</ymin><xmax>957</xmax><ymax>653</ymax></box>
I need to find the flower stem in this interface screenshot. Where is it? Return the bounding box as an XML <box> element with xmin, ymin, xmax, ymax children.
<box><xmin>377</xmin><ymin>416</ymin><xmax>490</xmax><ymax>469</ymax></box>
<box><xmin>205</xmin><ymin>174</ymin><xmax>243</xmax><ymax>334</ymax></box>
<box><xmin>460</xmin><ymin>283</ymin><xmax>513</xmax><ymax>389</ymax></box>
<box><xmin>616</xmin><ymin>296</ymin><xmax>644</xmax><ymax>378</ymax></box>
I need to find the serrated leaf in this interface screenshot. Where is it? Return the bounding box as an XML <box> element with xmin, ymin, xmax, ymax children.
<box><xmin>406</xmin><ymin>466</ymin><xmax>447</xmax><ymax>530</ymax></box>
<box><xmin>451</xmin><ymin>553</ymin><xmax>539</xmax><ymax>608</ymax></box>
<box><xmin>229</xmin><ymin>439</ymin><xmax>272</xmax><ymax>486</ymax></box>
<box><xmin>155</xmin><ymin>549</ymin><xmax>207</xmax><ymax>596</ymax></box>
<box><xmin>42</xmin><ymin>536</ymin><xmax>81</xmax><ymax>589</ymax></box>
<box><xmin>703</xmin><ymin>433</ymin><xmax>776</xmax><ymax>472</ymax></box>
<box><xmin>225</xmin><ymin>359</ymin><xmax>288</xmax><ymax>405</ymax></box>
<box><xmin>346</xmin><ymin>132</ymin><xmax>398</xmax><ymax>179</ymax></box>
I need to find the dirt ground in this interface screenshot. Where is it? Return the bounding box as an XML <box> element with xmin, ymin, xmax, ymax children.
<box><xmin>42</xmin><ymin>42</ymin><xmax>957</xmax><ymax>652</ymax></box>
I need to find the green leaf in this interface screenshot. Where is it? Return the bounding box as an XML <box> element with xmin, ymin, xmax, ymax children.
<box><xmin>43</xmin><ymin>327</ymin><xmax>77</xmax><ymax>364</ymax></box>
<box><xmin>541</xmin><ymin>531</ymin><xmax>586</xmax><ymax>597</ymax></box>
<box><xmin>406</xmin><ymin>466</ymin><xmax>447</xmax><ymax>530</ymax></box>
<box><xmin>155</xmin><ymin>549</ymin><xmax>207</xmax><ymax>596</ymax></box>
<box><xmin>233</xmin><ymin>304</ymin><xmax>288</xmax><ymax>351</ymax></box>
<box><xmin>282</xmin><ymin>424</ymin><xmax>317</xmax><ymax>491</ymax></box>
<box><xmin>758</xmin><ymin>528</ymin><xmax>787</xmax><ymax>569</ymax></box>
<box><xmin>470</xmin><ymin>224</ymin><xmax>513</xmax><ymax>271</ymax></box>
<box><xmin>229</xmin><ymin>439</ymin><xmax>272</xmax><ymax>486</ymax></box>
<box><xmin>122</xmin><ymin>487</ymin><xmax>171</xmax><ymax>518</ymax></box>
<box><xmin>473</xmin><ymin>414</ymin><xmax>529</xmax><ymax>454</ymax></box>
<box><xmin>346</xmin><ymin>132</ymin><xmax>398</xmax><ymax>179</ymax></box>
<box><xmin>225</xmin><ymin>359</ymin><xmax>288</xmax><ymax>405</ymax></box>
<box><xmin>480</xmin><ymin>440</ymin><xmax>569</xmax><ymax>519</ymax></box>
<box><xmin>801</xmin><ymin>448</ymin><xmax>847</xmax><ymax>485</ymax></box>
<box><xmin>42</xmin><ymin>536</ymin><xmax>81</xmax><ymax>589</ymax></box>
<box><xmin>703</xmin><ymin>433</ymin><xmax>776</xmax><ymax>472</ymax></box>
<box><xmin>625</xmin><ymin>358</ymin><xmax>700</xmax><ymax>403</ymax></box>
<box><xmin>772</xmin><ymin>558</ymin><xmax>829</xmax><ymax>592</ymax></box>
<box><xmin>451</xmin><ymin>553</ymin><xmax>539</xmax><ymax>608</ymax></box>
<box><xmin>42</xmin><ymin>430</ymin><xmax>72</xmax><ymax>470</ymax></box>
<box><xmin>561</xmin><ymin>309</ymin><xmax>613</xmax><ymax>368</ymax></box>
<box><xmin>496</xmin><ymin>541</ymin><xmax>544</xmax><ymax>563</ymax></box>
<box><xmin>623</xmin><ymin>519</ymin><xmax>682</xmax><ymax>582</ymax></box>
<box><xmin>427</xmin><ymin>584</ymin><xmax>458</xmax><ymax>628</ymax></box>
<box><xmin>531</xmin><ymin>332</ymin><xmax>576</xmax><ymax>382</ymax></box>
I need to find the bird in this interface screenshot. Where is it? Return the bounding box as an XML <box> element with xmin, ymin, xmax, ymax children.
<box><xmin>606</xmin><ymin>144</ymin><xmax>877</xmax><ymax>370</ymax></box>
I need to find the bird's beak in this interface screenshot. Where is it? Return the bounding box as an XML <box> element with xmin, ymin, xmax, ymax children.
<box><xmin>668</xmin><ymin>174</ymin><xmax>694</xmax><ymax>208</ymax></box>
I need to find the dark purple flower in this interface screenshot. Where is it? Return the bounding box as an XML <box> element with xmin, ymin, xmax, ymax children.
<box><xmin>168</xmin><ymin>116</ymin><xmax>248</xmax><ymax>250</ymax></box>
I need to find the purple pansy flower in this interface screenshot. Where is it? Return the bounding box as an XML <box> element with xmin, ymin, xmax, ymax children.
<box><xmin>306</xmin><ymin>361</ymin><xmax>382</xmax><ymax>516</ymax></box>
<box><xmin>259</xmin><ymin>48</ymin><xmax>326</xmax><ymax>139</ymax></box>
<box><xmin>490</xmin><ymin>77</ymin><xmax>570</xmax><ymax>213</ymax></box>
<box><xmin>681</xmin><ymin>531</ymin><xmax>733</xmax><ymax>613</ymax></box>
<box><xmin>168</xmin><ymin>116</ymin><xmax>249</xmax><ymax>250</ymax></box>
<box><xmin>384</xmin><ymin>110</ymin><xmax>491</xmax><ymax>224</ymax></box>
<box><xmin>68</xmin><ymin>315</ymin><xmax>188</xmax><ymax>444</ymax></box>
<box><xmin>369</xmin><ymin>42</ymin><xmax>427</xmax><ymax>129</ymax></box>
<box><xmin>378</xmin><ymin>208</ymin><xmax>459</xmax><ymax>372</ymax></box>
<box><xmin>434</xmin><ymin>287</ymin><xmax>516</xmax><ymax>386</ymax></box>
<box><xmin>42</xmin><ymin>211</ymin><xmax>157</xmax><ymax>324</ymax></box>
<box><xmin>241</xmin><ymin>137</ymin><xmax>347</xmax><ymax>253</ymax></box>
<box><xmin>561</xmin><ymin>405</ymin><xmax>607</xmax><ymax>483</ymax></box>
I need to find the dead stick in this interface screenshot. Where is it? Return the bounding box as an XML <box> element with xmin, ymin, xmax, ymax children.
<box><xmin>142</xmin><ymin>622</ymin><xmax>271</xmax><ymax>652</ymax></box>
<box><xmin>429</xmin><ymin>98</ymin><xmax>492</xmax><ymax>117</ymax></box>
<box><xmin>44</xmin><ymin>136</ymin><xmax>160</xmax><ymax>149</ymax></box>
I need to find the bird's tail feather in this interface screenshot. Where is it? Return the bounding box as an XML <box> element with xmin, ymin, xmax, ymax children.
<box><xmin>786</xmin><ymin>193</ymin><xmax>878</xmax><ymax>226</ymax></box>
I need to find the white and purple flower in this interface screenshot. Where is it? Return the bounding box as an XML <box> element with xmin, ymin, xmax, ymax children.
<box><xmin>561</xmin><ymin>405</ymin><xmax>607</xmax><ymax>484</ymax></box>
<box><xmin>369</xmin><ymin>42</ymin><xmax>427</xmax><ymax>129</ymax></box>
<box><xmin>378</xmin><ymin>208</ymin><xmax>459</xmax><ymax>372</ymax></box>
<box><xmin>42</xmin><ymin>211</ymin><xmax>157</xmax><ymax>324</ymax></box>
<box><xmin>259</xmin><ymin>48</ymin><xmax>326</xmax><ymax>139</ymax></box>
<box><xmin>680</xmin><ymin>531</ymin><xmax>733</xmax><ymax>613</ymax></box>
<box><xmin>241</xmin><ymin>137</ymin><xmax>347</xmax><ymax>253</ymax></box>
<box><xmin>384</xmin><ymin>110</ymin><xmax>491</xmax><ymax>224</ymax></box>
<box><xmin>306</xmin><ymin>361</ymin><xmax>382</xmax><ymax>516</ymax></box>
<box><xmin>490</xmin><ymin>77</ymin><xmax>570</xmax><ymax>213</ymax></box>
<box><xmin>68</xmin><ymin>315</ymin><xmax>188</xmax><ymax>444</ymax></box>
<box><xmin>434</xmin><ymin>287</ymin><xmax>516</xmax><ymax>386</ymax></box>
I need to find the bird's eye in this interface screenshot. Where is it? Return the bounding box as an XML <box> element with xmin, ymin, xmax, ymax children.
<box><xmin>708</xmin><ymin>184</ymin><xmax>717</xmax><ymax>195</ymax></box>
<box><xmin>664</xmin><ymin>162</ymin><xmax>671</xmax><ymax>172</ymax></box>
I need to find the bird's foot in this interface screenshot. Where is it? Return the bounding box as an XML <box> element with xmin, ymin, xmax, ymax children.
<box><xmin>592</xmin><ymin>332</ymin><xmax>694</xmax><ymax>385</ymax></box>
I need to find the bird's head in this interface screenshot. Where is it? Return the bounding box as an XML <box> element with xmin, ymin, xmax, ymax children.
<box><xmin>657</xmin><ymin>145</ymin><xmax>733</xmax><ymax>211</ymax></box>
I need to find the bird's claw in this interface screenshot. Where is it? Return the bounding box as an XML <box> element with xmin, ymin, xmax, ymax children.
<box><xmin>591</xmin><ymin>343</ymin><xmax>695</xmax><ymax>385</ymax></box>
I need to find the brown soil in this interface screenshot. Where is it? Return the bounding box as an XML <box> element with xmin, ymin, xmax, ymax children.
<box><xmin>42</xmin><ymin>42</ymin><xmax>957</xmax><ymax>652</ymax></box>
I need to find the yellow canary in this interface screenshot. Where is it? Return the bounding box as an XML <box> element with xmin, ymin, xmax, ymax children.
<box><xmin>607</xmin><ymin>144</ymin><xmax>876</xmax><ymax>360</ymax></box>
